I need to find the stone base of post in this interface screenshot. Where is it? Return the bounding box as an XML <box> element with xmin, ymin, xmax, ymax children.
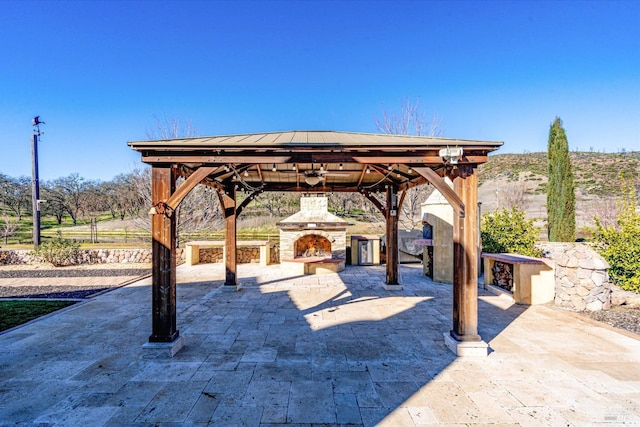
<box><xmin>443</xmin><ymin>333</ymin><xmax>489</xmax><ymax>357</ymax></box>
<box><xmin>142</xmin><ymin>336</ymin><xmax>185</xmax><ymax>358</ymax></box>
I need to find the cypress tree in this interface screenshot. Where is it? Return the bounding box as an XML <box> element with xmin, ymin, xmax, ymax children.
<box><xmin>547</xmin><ymin>117</ymin><xmax>576</xmax><ymax>241</ymax></box>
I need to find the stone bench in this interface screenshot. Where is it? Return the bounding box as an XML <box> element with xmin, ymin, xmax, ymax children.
<box><xmin>482</xmin><ymin>252</ymin><xmax>555</xmax><ymax>305</ymax></box>
<box><xmin>185</xmin><ymin>240</ymin><xmax>272</xmax><ymax>267</ymax></box>
<box><xmin>280</xmin><ymin>257</ymin><xmax>345</xmax><ymax>275</ymax></box>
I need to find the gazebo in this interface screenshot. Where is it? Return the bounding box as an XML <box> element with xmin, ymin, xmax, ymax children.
<box><xmin>128</xmin><ymin>131</ymin><xmax>502</xmax><ymax>356</ymax></box>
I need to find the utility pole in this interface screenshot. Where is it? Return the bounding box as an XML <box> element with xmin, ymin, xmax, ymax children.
<box><xmin>31</xmin><ymin>116</ymin><xmax>45</xmax><ymax>249</ymax></box>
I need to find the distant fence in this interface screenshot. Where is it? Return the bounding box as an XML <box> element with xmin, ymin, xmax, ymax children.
<box><xmin>6</xmin><ymin>230</ymin><xmax>281</xmax><ymax>246</ymax></box>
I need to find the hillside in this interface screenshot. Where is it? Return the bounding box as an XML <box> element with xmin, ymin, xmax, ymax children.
<box><xmin>477</xmin><ymin>151</ymin><xmax>640</xmax><ymax>233</ymax></box>
<box><xmin>479</xmin><ymin>151</ymin><xmax>640</xmax><ymax>195</ymax></box>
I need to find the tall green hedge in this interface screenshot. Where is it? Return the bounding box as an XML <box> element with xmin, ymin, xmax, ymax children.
<box><xmin>547</xmin><ymin>117</ymin><xmax>576</xmax><ymax>242</ymax></box>
<box><xmin>481</xmin><ymin>207</ymin><xmax>540</xmax><ymax>257</ymax></box>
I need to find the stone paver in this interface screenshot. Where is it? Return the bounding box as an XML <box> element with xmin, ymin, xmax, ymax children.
<box><xmin>0</xmin><ymin>263</ymin><xmax>639</xmax><ymax>426</ymax></box>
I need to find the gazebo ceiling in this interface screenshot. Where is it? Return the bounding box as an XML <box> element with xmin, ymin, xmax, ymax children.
<box><xmin>128</xmin><ymin>130</ymin><xmax>502</xmax><ymax>193</ymax></box>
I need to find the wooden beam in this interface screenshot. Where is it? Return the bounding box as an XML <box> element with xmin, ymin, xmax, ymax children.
<box><xmin>149</xmin><ymin>166</ymin><xmax>179</xmax><ymax>343</ymax></box>
<box><xmin>369</xmin><ymin>164</ymin><xmax>403</xmax><ymax>187</ymax></box>
<box><xmin>357</xmin><ymin>165</ymin><xmax>368</xmax><ymax>187</ymax></box>
<box><xmin>163</xmin><ymin>166</ymin><xmax>216</xmax><ymax>214</ymax></box>
<box><xmin>361</xmin><ymin>190</ymin><xmax>386</xmax><ymax>216</ymax></box>
<box><xmin>451</xmin><ymin>166</ymin><xmax>481</xmax><ymax>342</ymax></box>
<box><xmin>236</xmin><ymin>189</ymin><xmax>263</xmax><ymax>217</ymax></box>
<box><xmin>141</xmin><ymin>155</ymin><xmax>292</xmax><ymax>164</ymax></box>
<box><xmin>221</xmin><ymin>184</ymin><xmax>238</xmax><ymax>288</ymax></box>
<box><xmin>385</xmin><ymin>185</ymin><xmax>399</xmax><ymax>286</ymax></box>
<box><xmin>256</xmin><ymin>164</ymin><xmax>264</xmax><ymax>183</ymax></box>
<box><xmin>412</xmin><ymin>167</ymin><xmax>465</xmax><ymax>218</ymax></box>
<box><xmin>351</xmin><ymin>156</ymin><xmax>487</xmax><ymax>164</ymax></box>
<box><xmin>397</xmin><ymin>189</ymin><xmax>407</xmax><ymax>211</ymax></box>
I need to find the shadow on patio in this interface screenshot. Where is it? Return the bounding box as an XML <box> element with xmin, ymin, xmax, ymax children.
<box><xmin>4</xmin><ymin>262</ymin><xmax>636</xmax><ymax>425</ymax></box>
<box><xmin>164</xmin><ymin>262</ymin><xmax>527</xmax><ymax>425</ymax></box>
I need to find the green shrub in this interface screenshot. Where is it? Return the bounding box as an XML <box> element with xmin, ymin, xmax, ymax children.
<box><xmin>32</xmin><ymin>234</ymin><xmax>80</xmax><ymax>267</ymax></box>
<box><xmin>592</xmin><ymin>180</ymin><xmax>640</xmax><ymax>293</ymax></box>
<box><xmin>481</xmin><ymin>207</ymin><xmax>541</xmax><ymax>257</ymax></box>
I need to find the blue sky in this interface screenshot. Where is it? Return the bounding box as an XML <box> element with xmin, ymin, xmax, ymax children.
<box><xmin>1</xmin><ymin>0</ymin><xmax>638</xmax><ymax>182</ymax></box>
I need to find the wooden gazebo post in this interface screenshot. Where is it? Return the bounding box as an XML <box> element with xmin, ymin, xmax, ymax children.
<box><xmin>143</xmin><ymin>165</ymin><xmax>185</xmax><ymax>356</ymax></box>
<box><xmin>384</xmin><ymin>185</ymin><xmax>401</xmax><ymax>289</ymax></box>
<box><xmin>221</xmin><ymin>183</ymin><xmax>238</xmax><ymax>288</ymax></box>
<box><xmin>446</xmin><ymin>165</ymin><xmax>488</xmax><ymax>356</ymax></box>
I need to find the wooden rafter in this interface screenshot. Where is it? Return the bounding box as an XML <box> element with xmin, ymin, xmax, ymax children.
<box><xmin>361</xmin><ymin>189</ymin><xmax>386</xmax><ymax>216</ymax></box>
<box><xmin>163</xmin><ymin>166</ymin><xmax>217</xmax><ymax>215</ymax></box>
<box><xmin>412</xmin><ymin>167</ymin><xmax>465</xmax><ymax>218</ymax></box>
<box><xmin>236</xmin><ymin>189</ymin><xmax>263</xmax><ymax>217</ymax></box>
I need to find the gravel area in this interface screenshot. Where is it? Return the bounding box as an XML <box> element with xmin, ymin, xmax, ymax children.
<box><xmin>0</xmin><ymin>263</ymin><xmax>150</xmax><ymax>299</ymax></box>
<box><xmin>0</xmin><ymin>268</ymin><xmax>150</xmax><ymax>279</ymax></box>
<box><xmin>0</xmin><ymin>286</ymin><xmax>118</xmax><ymax>299</ymax></box>
<box><xmin>580</xmin><ymin>306</ymin><xmax>640</xmax><ymax>336</ymax></box>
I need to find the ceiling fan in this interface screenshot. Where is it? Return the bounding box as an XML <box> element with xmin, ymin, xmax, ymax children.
<box><xmin>302</xmin><ymin>164</ymin><xmax>349</xmax><ymax>186</ymax></box>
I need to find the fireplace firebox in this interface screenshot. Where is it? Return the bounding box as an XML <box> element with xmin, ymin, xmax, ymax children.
<box><xmin>277</xmin><ymin>196</ymin><xmax>347</xmax><ymax>274</ymax></box>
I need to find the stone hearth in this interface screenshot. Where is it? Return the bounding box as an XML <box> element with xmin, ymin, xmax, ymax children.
<box><xmin>277</xmin><ymin>196</ymin><xmax>347</xmax><ymax>274</ymax></box>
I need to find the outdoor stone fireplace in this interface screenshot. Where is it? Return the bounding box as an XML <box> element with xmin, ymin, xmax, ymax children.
<box><xmin>277</xmin><ymin>196</ymin><xmax>347</xmax><ymax>274</ymax></box>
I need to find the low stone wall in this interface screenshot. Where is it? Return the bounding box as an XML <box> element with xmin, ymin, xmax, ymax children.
<box><xmin>0</xmin><ymin>248</ymin><xmax>185</xmax><ymax>265</ymax></box>
<box><xmin>537</xmin><ymin>242</ymin><xmax>611</xmax><ymax>311</ymax></box>
<box><xmin>198</xmin><ymin>244</ymin><xmax>281</xmax><ymax>264</ymax></box>
<box><xmin>0</xmin><ymin>249</ymin><xmax>33</xmax><ymax>265</ymax></box>
<box><xmin>2</xmin><ymin>244</ymin><xmax>283</xmax><ymax>266</ymax></box>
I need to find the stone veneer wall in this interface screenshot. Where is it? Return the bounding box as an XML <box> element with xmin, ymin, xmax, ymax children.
<box><xmin>0</xmin><ymin>248</ymin><xmax>185</xmax><ymax>265</ymax></box>
<box><xmin>537</xmin><ymin>242</ymin><xmax>611</xmax><ymax>311</ymax></box>
<box><xmin>0</xmin><ymin>247</ymin><xmax>273</xmax><ymax>266</ymax></box>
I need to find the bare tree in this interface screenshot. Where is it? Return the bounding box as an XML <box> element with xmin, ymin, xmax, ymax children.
<box><xmin>146</xmin><ymin>114</ymin><xmax>198</xmax><ymax>140</ymax></box>
<box><xmin>42</xmin><ymin>174</ymin><xmax>88</xmax><ymax>225</ymax></box>
<box><xmin>500</xmin><ymin>181</ymin><xmax>529</xmax><ymax>211</ymax></box>
<box><xmin>102</xmin><ymin>174</ymin><xmax>145</xmax><ymax>220</ymax></box>
<box><xmin>0</xmin><ymin>174</ymin><xmax>31</xmax><ymax>221</ymax></box>
<box><xmin>376</xmin><ymin>96</ymin><xmax>442</xmax><ymax>229</ymax></box>
<box><xmin>256</xmin><ymin>192</ymin><xmax>299</xmax><ymax>217</ymax></box>
<box><xmin>399</xmin><ymin>185</ymin><xmax>434</xmax><ymax>230</ymax></box>
<box><xmin>327</xmin><ymin>193</ymin><xmax>360</xmax><ymax>217</ymax></box>
<box><xmin>133</xmin><ymin>117</ymin><xmax>224</xmax><ymax>242</ymax></box>
<box><xmin>1</xmin><ymin>213</ymin><xmax>19</xmax><ymax>245</ymax></box>
<box><xmin>589</xmin><ymin>196</ymin><xmax>619</xmax><ymax>229</ymax></box>
<box><xmin>375</xmin><ymin>97</ymin><xmax>443</xmax><ymax>137</ymax></box>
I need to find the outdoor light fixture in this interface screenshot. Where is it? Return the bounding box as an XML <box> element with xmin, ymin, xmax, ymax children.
<box><xmin>366</xmin><ymin>166</ymin><xmax>371</xmax><ymax>174</ymax></box>
<box><xmin>244</xmin><ymin>170</ymin><xmax>248</xmax><ymax>177</ymax></box>
<box><xmin>339</xmin><ymin>163</ymin><xmax>343</xmax><ymax>170</ymax></box>
<box><xmin>292</xmin><ymin>163</ymin><xmax>296</xmax><ymax>170</ymax></box>
<box><xmin>272</xmin><ymin>164</ymin><xmax>277</xmax><ymax>172</ymax></box>
<box><xmin>439</xmin><ymin>147</ymin><xmax>464</xmax><ymax>164</ymax></box>
<box><xmin>407</xmin><ymin>167</ymin><xmax>412</xmax><ymax>174</ymax></box>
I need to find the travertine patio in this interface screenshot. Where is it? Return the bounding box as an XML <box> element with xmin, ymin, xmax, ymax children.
<box><xmin>1</xmin><ymin>263</ymin><xmax>638</xmax><ymax>425</ymax></box>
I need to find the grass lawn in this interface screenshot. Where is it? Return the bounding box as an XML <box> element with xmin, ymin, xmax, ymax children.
<box><xmin>0</xmin><ymin>300</ymin><xmax>77</xmax><ymax>332</ymax></box>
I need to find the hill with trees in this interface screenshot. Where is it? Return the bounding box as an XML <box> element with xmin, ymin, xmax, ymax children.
<box><xmin>1</xmin><ymin>151</ymin><xmax>638</xmax><ymax>245</ymax></box>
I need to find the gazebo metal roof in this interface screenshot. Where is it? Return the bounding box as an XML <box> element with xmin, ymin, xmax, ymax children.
<box><xmin>128</xmin><ymin>130</ymin><xmax>502</xmax><ymax>194</ymax></box>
